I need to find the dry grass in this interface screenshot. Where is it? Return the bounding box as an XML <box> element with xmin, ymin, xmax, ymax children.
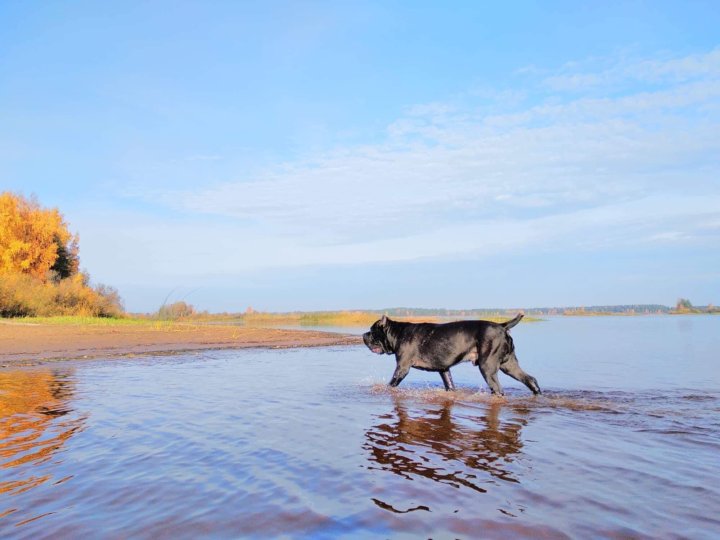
<box><xmin>0</xmin><ymin>273</ymin><xmax>123</xmax><ymax>318</ymax></box>
<box><xmin>241</xmin><ymin>310</ymin><xmax>540</xmax><ymax>327</ymax></box>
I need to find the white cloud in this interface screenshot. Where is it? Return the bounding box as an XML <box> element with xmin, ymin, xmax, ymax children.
<box><xmin>542</xmin><ymin>47</ymin><xmax>720</xmax><ymax>91</ymax></box>
<box><xmin>647</xmin><ymin>231</ymin><xmax>688</xmax><ymax>242</ymax></box>
<box><xmin>76</xmin><ymin>193</ymin><xmax>720</xmax><ymax>285</ymax></box>
<box><xmin>121</xmin><ymin>48</ymin><xmax>720</xmax><ymax>272</ymax></box>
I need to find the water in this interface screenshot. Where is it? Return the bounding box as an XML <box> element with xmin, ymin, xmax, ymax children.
<box><xmin>1</xmin><ymin>316</ymin><xmax>719</xmax><ymax>539</ymax></box>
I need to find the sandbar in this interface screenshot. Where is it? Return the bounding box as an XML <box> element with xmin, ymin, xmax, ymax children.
<box><xmin>0</xmin><ymin>321</ymin><xmax>363</xmax><ymax>368</ymax></box>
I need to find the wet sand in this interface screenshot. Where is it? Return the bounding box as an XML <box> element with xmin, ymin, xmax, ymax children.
<box><xmin>0</xmin><ymin>321</ymin><xmax>362</xmax><ymax>367</ymax></box>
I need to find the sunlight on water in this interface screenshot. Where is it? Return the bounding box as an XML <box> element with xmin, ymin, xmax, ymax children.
<box><xmin>1</xmin><ymin>316</ymin><xmax>719</xmax><ymax>539</ymax></box>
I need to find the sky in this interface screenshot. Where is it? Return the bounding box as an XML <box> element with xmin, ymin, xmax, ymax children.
<box><xmin>1</xmin><ymin>1</ymin><xmax>719</xmax><ymax>312</ymax></box>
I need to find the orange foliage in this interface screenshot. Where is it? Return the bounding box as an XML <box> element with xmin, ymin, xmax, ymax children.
<box><xmin>0</xmin><ymin>192</ymin><xmax>124</xmax><ymax>317</ymax></box>
<box><xmin>0</xmin><ymin>192</ymin><xmax>78</xmax><ymax>281</ymax></box>
<box><xmin>0</xmin><ymin>272</ymin><xmax>124</xmax><ymax>317</ymax></box>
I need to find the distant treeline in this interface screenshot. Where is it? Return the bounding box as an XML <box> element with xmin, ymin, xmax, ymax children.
<box><xmin>238</xmin><ymin>310</ymin><xmax>539</xmax><ymax>326</ymax></box>
<box><xmin>365</xmin><ymin>302</ymin><xmax>718</xmax><ymax>316</ymax></box>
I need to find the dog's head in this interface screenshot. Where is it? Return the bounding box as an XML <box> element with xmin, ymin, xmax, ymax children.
<box><xmin>363</xmin><ymin>315</ymin><xmax>394</xmax><ymax>355</ymax></box>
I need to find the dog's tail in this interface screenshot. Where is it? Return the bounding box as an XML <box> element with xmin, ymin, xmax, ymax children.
<box><xmin>501</xmin><ymin>313</ymin><xmax>524</xmax><ymax>330</ymax></box>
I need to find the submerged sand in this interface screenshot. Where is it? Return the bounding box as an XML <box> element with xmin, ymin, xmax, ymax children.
<box><xmin>0</xmin><ymin>321</ymin><xmax>362</xmax><ymax>367</ymax></box>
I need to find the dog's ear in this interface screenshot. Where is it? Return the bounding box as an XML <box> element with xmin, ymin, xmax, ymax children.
<box><xmin>380</xmin><ymin>314</ymin><xmax>388</xmax><ymax>326</ymax></box>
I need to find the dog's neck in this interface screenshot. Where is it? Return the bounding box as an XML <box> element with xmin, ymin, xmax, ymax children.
<box><xmin>383</xmin><ymin>319</ymin><xmax>405</xmax><ymax>353</ymax></box>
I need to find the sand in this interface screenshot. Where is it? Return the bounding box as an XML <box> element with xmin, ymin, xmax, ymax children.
<box><xmin>0</xmin><ymin>321</ymin><xmax>363</xmax><ymax>367</ymax></box>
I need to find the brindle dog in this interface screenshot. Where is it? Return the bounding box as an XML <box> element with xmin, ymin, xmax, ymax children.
<box><xmin>363</xmin><ymin>313</ymin><xmax>541</xmax><ymax>395</ymax></box>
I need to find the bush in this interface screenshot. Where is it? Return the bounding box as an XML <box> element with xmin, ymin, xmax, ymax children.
<box><xmin>1</xmin><ymin>193</ymin><xmax>124</xmax><ymax>318</ymax></box>
<box><xmin>0</xmin><ymin>273</ymin><xmax>124</xmax><ymax>318</ymax></box>
<box><xmin>156</xmin><ymin>301</ymin><xmax>195</xmax><ymax>320</ymax></box>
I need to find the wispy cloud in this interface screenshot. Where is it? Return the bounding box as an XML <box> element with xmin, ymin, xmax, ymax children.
<box><xmin>124</xmin><ymin>48</ymin><xmax>720</xmax><ymax>270</ymax></box>
<box><xmin>542</xmin><ymin>48</ymin><xmax>720</xmax><ymax>91</ymax></box>
<box><xmin>77</xmin><ymin>193</ymin><xmax>720</xmax><ymax>281</ymax></box>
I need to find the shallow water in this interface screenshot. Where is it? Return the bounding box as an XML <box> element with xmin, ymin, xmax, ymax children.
<box><xmin>1</xmin><ymin>316</ymin><xmax>719</xmax><ymax>539</ymax></box>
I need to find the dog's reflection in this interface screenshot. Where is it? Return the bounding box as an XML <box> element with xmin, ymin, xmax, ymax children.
<box><xmin>364</xmin><ymin>394</ymin><xmax>529</xmax><ymax>493</ymax></box>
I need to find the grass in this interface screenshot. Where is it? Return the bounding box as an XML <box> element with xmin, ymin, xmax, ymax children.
<box><xmin>242</xmin><ymin>310</ymin><xmax>428</xmax><ymax>327</ymax></box>
<box><xmin>3</xmin><ymin>315</ymin><xmax>176</xmax><ymax>327</ymax></box>
<box><xmin>0</xmin><ymin>273</ymin><xmax>124</xmax><ymax>318</ymax></box>
<box><xmin>1</xmin><ymin>311</ymin><xmax>544</xmax><ymax>329</ymax></box>
<box><xmin>242</xmin><ymin>311</ymin><xmax>542</xmax><ymax>327</ymax></box>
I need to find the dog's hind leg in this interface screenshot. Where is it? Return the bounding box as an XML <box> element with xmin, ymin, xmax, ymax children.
<box><xmin>479</xmin><ymin>362</ymin><xmax>504</xmax><ymax>395</ymax></box>
<box><xmin>500</xmin><ymin>355</ymin><xmax>541</xmax><ymax>395</ymax></box>
<box><xmin>439</xmin><ymin>369</ymin><xmax>455</xmax><ymax>391</ymax></box>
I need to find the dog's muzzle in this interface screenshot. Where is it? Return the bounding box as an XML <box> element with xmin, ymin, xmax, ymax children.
<box><xmin>363</xmin><ymin>332</ymin><xmax>386</xmax><ymax>354</ymax></box>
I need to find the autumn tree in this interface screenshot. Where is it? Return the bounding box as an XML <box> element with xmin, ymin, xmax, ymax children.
<box><xmin>157</xmin><ymin>301</ymin><xmax>195</xmax><ymax>320</ymax></box>
<box><xmin>0</xmin><ymin>192</ymin><xmax>79</xmax><ymax>281</ymax></box>
<box><xmin>0</xmin><ymin>193</ymin><xmax>124</xmax><ymax>317</ymax></box>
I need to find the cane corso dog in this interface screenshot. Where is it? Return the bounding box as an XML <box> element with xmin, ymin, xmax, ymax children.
<box><xmin>363</xmin><ymin>313</ymin><xmax>541</xmax><ymax>395</ymax></box>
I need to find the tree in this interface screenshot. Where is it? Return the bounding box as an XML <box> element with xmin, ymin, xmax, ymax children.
<box><xmin>1</xmin><ymin>193</ymin><xmax>125</xmax><ymax>318</ymax></box>
<box><xmin>0</xmin><ymin>192</ymin><xmax>79</xmax><ymax>281</ymax></box>
<box><xmin>157</xmin><ymin>301</ymin><xmax>195</xmax><ymax>320</ymax></box>
<box><xmin>50</xmin><ymin>233</ymin><xmax>80</xmax><ymax>280</ymax></box>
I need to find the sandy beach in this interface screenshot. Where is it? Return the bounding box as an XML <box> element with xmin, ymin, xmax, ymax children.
<box><xmin>0</xmin><ymin>320</ymin><xmax>362</xmax><ymax>367</ymax></box>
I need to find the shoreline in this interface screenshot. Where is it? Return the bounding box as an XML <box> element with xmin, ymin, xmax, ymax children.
<box><xmin>0</xmin><ymin>321</ymin><xmax>363</xmax><ymax>368</ymax></box>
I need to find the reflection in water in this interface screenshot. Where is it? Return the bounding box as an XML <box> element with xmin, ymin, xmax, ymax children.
<box><xmin>1</xmin><ymin>327</ymin><xmax>719</xmax><ymax>538</ymax></box>
<box><xmin>0</xmin><ymin>369</ymin><xmax>83</xmax><ymax>500</ymax></box>
<box><xmin>364</xmin><ymin>394</ymin><xmax>530</xmax><ymax>499</ymax></box>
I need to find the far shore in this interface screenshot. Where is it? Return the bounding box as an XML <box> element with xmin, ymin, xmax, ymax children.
<box><xmin>0</xmin><ymin>319</ymin><xmax>363</xmax><ymax>368</ymax></box>
<box><xmin>2</xmin><ymin>310</ymin><xmax>714</xmax><ymax>368</ymax></box>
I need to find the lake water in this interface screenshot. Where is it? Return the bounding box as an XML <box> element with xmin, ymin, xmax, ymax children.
<box><xmin>1</xmin><ymin>316</ymin><xmax>719</xmax><ymax>539</ymax></box>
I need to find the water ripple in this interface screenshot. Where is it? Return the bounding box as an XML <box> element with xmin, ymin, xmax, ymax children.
<box><xmin>1</xmin><ymin>333</ymin><xmax>719</xmax><ymax>538</ymax></box>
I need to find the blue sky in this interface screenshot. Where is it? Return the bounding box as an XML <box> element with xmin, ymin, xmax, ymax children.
<box><xmin>2</xmin><ymin>1</ymin><xmax>719</xmax><ymax>312</ymax></box>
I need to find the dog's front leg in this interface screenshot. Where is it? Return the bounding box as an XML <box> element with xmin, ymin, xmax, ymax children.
<box><xmin>389</xmin><ymin>356</ymin><xmax>412</xmax><ymax>387</ymax></box>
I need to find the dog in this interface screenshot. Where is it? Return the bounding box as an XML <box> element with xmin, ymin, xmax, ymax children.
<box><xmin>363</xmin><ymin>313</ymin><xmax>541</xmax><ymax>395</ymax></box>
